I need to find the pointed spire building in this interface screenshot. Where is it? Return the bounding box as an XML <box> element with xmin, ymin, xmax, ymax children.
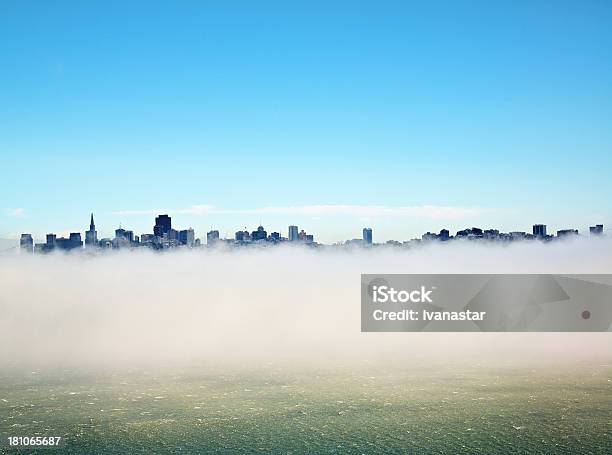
<box><xmin>85</xmin><ymin>212</ymin><xmax>98</xmax><ymax>248</ymax></box>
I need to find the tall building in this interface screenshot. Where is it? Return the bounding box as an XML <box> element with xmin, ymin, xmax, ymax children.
<box><xmin>288</xmin><ymin>225</ymin><xmax>299</xmax><ymax>241</ymax></box>
<box><xmin>251</xmin><ymin>225</ymin><xmax>267</xmax><ymax>241</ymax></box>
<box><xmin>590</xmin><ymin>224</ymin><xmax>604</xmax><ymax>235</ymax></box>
<box><xmin>20</xmin><ymin>233</ymin><xmax>33</xmax><ymax>253</ymax></box>
<box><xmin>207</xmin><ymin>230</ymin><xmax>220</xmax><ymax>245</ymax></box>
<box><xmin>46</xmin><ymin>233</ymin><xmax>57</xmax><ymax>247</ymax></box>
<box><xmin>154</xmin><ymin>214</ymin><xmax>172</xmax><ymax>237</ymax></box>
<box><xmin>115</xmin><ymin>227</ymin><xmax>134</xmax><ymax>243</ymax></box>
<box><xmin>179</xmin><ymin>228</ymin><xmax>195</xmax><ymax>247</ymax></box>
<box><xmin>69</xmin><ymin>233</ymin><xmax>83</xmax><ymax>249</ymax></box>
<box><xmin>363</xmin><ymin>228</ymin><xmax>373</xmax><ymax>245</ymax></box>
<box><xmin>533</xmin><ymin>224</ymin><xmax>547</xmax><ymax>237</ymax></box>
<box><xmin>85</xmin><ymin>213</ymin><xmax>98</xmax><ymax>248</ymax></box>
<box><xmin>297</xmin><ymin>229</ymin><xmax>314</xmax><ymax>243</ymax></box>
<box><xmin>55</xmin><ymin>233</ymin><xmax>83</xmax><ymax>250</ymax></box>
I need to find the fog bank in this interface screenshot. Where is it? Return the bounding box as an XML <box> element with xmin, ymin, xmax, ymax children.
<box><xmin>1</xmin><ymin>239</ymin><xmax>611</xmax><ymax>368</ymax></box>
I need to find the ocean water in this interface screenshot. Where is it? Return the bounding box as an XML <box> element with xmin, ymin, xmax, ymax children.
<box><xmin>1</xmin><ymin>363</ymin><xmax>610</xmax><ymax>454</ymax></box>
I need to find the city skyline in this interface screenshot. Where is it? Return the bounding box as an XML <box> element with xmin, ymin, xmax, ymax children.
<box><xmin>2</xmin><ymin>2</ymin><xmax>612</xmax><ymax>241</ymax></box>
<box><xmin>15</xmin><ymin>211</ymin><xmax>606</xmax><ymax>253</ymax></box>
<box><xmin>4</xmin><ymin>207</ymin><xmax>609</xmax><ymax>245</ymax></box>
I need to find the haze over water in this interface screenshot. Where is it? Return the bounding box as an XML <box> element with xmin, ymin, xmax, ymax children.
<box><xmin>1</xmin><ymin>238</ymin><xmax>611</xmax><ymax>369</ymax></box>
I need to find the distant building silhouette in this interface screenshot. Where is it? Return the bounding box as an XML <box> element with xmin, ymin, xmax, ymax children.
<box><xmin>363</xmin><ymin>228</ymin><xmax>373</xmax><ymax>245</ymax></box>
<box><xmin>54</xmin><ymin>233</ymin><xmax>82</xmax><ymax>250</ymax></box>
<box><xmin>46</xmin><ymin>233</ymin><xmax>56</xmax><ymax>248</ymax></box>
<box><xmin>179</xmin><ymin>228</ymin><xmax>195</xmax><ymax>247</ymax></box>
<box><xmin>590</xmin><ymin>224</ymin><xmax>604</xmax><ymax>235</ymax></box>
<box><xmin>207</xmin><ymin>230</ymin><xmax>220</xmax><ymax>245</ymax></box>
<box><xmin>20</xmin><ymin>234</ymin><xmax>33</xmax><ymax>253</ymax></box>
<box><xmin>115</xmin><ymin>227</ymin><xmax>134</xmax><ymax>243</ymax></box>
<box><xmin>298</xmin><ymin>229</ymin><xmax>314</xmax><ymax>244</ymax></box>
<box><xmin>456</xmin><ymin>227</ymin><xmax>483</xmax><ymax>238</ymax></box>
<box><xmin>154</xmin><ymin>214</ymin><xmax>172</xmax><ymax>237</ymax></box>
<box><xmin>251</xmin><ymin>225</ymin><xmax>267</xmax><ymax>241</ymax></box>
<box><xmin>85</xmin><ymin>213</ymin><xmax>98</xmax><ymax>248</ymax></box>
<box><xmin>288</xmin><ymin>225</ymin><xmax>299</xmax><ymax>241</ymax></box>
<box><xmin>533</xmin><ymin>224</ymin><xmax>547</xmax><ymax>237</ymax></box>
<box><xmin>557</xmin><ymin>229</ymin><xmax>578</xmax><ymax>237</ymax></box>
<box><xmin>235</xmin><ymin>230</ymin><xmax>249</xmax><ymax>242</ymax></box>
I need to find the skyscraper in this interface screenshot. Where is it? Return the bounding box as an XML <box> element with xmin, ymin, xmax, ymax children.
<box><xmin>154</xmin><ymin>214</ymin><xmax>172</xmax><ymax>237</ymax></box>
<box><xmin>85</xmin><ymin>213</ymin><xmax>98</xmax><ymax>248</ymax></box>
<box><xmin>46</xmin><ymin>233</ymin><xmax>56</xmax><ymax>248</ymax></box>
<box><xmin>363</xmin><ymin>228</ymin><xmax>373</xmax><ymax>245</ymax></box>
<box><xmin>179</xmin><ymin>228</ymin><xmax>195</xmax><ymax>247</ymax></box>
<box><xmin>288</xmin><ymin>225</ymin><xmax>298</xmax><ymax>241</ymax></box>
<box><xmin>20</xmin><ymin>233</ymin><xmax>33</xmax><ymax>253</ymax></box>
<box><xmin>533</xmin><ymin>224</ymin><xmax>547</xmax><ymax>238</ymax></box>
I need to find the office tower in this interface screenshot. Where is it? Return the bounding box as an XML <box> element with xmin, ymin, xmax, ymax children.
<box><xmin>439</xmin><ymin>229</ymin><xmax>450</xmax><ymax>240</ymax></box>
<box><xmin>154</xmin><ymin>214</ymin><xmax>172</xmax><ymax>237</ymax></box>
<box><xmin>363</xmin><ymin>228</ymin><xmax>373</xmax><ymax>245</ymax></box>
<box><xmin>590</xmin><ymin>224</ymin><xmax>604</xmax><ymax>235</ymax></box>
<box><xmin>270</xmin><ymin>232</ymin><xmax>280</xmax><ymax>241</ymax></box>
<box><xmin>207</xmin><ymin>230</ymin><xmax>220</xmax><ymax>245</ymax></box>
<box><xmin>167</xmin><ymin>229</ymin><xmax>178</xmax><ymax>241</ymax></box>
<box><xmin>85</xmin><ymin>213</ymin><xmax>98</xmax><ymax>248</ymax></box>
<box><xmin>251</xmin><ymin>225</ymin><xmax>267</xmax><ymax>241</ymax></box>
<box><xmin>533</xmin><ymin>224</ymin><xmax>547</xmax><ymax>237</ymax></box>
<box><xmin>288</xmin><ymin>225</ymin><xmax>299</xmax><ymax>241</ymax></box>
<box><xmin>20</xmin><ymin>233</ymin><xmax>33</xmax><ymax>253</ymax></box>
<box><xmin>114</xmin><ymin>228</ymin><xmax>134</xmax><ymax>243</ymax></box>
<box><xmin>46</xmin><ymin>233</ymin><xmax>57</xmax><ymax>248</ymax></box>
<box><xmin>54</xmin><ymin>233</ymin><xmax>82</xmax><ymax>250</ymax></box>
<box><xmin>179</xmin><ymin>228</ymin><xmax>195</xmax><ymax>247</ymax></box>
<box><xmin>69</xmin><ymin>233</ymin><xmax>83</xmax><ymax>249</ymax></box>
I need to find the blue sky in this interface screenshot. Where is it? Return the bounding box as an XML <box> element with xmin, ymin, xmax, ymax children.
<box><xmin>1</xmin><ymin>1</ymin><xmax>611</xmax><ymax>242</ymax></box>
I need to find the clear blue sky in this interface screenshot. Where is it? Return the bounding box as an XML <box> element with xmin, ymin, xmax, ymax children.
<box><xmin>1</xmin><ymin>1</ymin><xmax>611</xmax><ymax>242</ymax></box>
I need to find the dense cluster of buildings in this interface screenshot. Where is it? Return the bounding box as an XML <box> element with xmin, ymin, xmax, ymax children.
<box><xmin>414</xmin><ymin>223</ymin><xmax>604</xmax><ymax>243</ymax></box>
<box><xmin>18</xmin><ymin>213</ymin><xmax>317</xmax><ymax>253</ymax></box>
<box><xmin>17</xmin><ymin>213</ymin><xmax>605</xmax><ymax>254</ymax></box>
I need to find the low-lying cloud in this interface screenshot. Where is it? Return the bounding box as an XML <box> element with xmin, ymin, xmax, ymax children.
<box><xmin>0</xmin><ymin>238</ymin><xmax>610</xmax><ymax>369</ymax></box>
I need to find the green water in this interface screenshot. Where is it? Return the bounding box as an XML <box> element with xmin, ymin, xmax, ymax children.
<box><xmin>1</xmin><ymin>363</ymin><xmax>610</xmax><ymax>454</ymax></box>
